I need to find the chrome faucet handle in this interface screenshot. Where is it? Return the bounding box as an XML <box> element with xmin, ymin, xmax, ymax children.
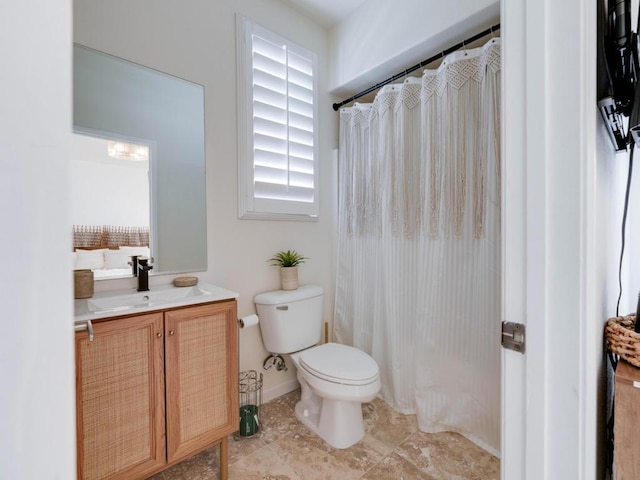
<box><xmin>138</xmin><ymin>257</ymin><xmax>153</xmax><ymax>272</ymax></box>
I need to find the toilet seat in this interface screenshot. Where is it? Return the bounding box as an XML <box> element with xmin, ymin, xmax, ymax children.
<box><xmin>299</xmin><ymin>343</ymin><xmax>379</xmax><ymax>386</ymax></box>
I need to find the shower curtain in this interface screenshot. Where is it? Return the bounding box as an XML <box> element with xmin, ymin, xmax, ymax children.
<box><xmin>334</xmin><ymin>39</ymin><xmax>501</xmax><ymax>454</ymax></box>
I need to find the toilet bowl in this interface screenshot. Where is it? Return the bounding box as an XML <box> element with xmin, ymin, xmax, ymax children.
<box><xmin>289</xmin><ymin>342</ymin><xmax>380</xmax><ymax>449</ymax></box>
<box><xmin>254</xmin><ymin>285</ymin><xmax>381</xmax><ymax>449</ymax></box>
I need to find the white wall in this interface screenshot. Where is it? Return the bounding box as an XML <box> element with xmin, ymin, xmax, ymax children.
<box><xmin>595</xmin><ymin>123</ymin><xmax>640</xmax><ymax>478</ymax></box>
<box><xmin>598</xmin><ymin>137</ymin><xmax>638</xmax><ymax>317</ymax></box>
<box><xmin>622</xmin><ymin>147</ymin><xmax>640</xmax><ymax>314</ymax></box>
<box><xmin>71</xmin><ymin>133</ymin><xmax>150</xmax><ymax>226</ymax></box>
<box><xmin>329</xmin><ymin>0</ymin><xmax>499</xmax><ymax>96</ymax></box>
<box><xmin>74</xmin><ymin>0</ymin><xmax>338</xmax><ymax>399</ymax></box>
<box><xmin>594</xmin><ymin>113</ymin><xmax>630</xmax><ymax>478</ymax></box>
<box><xmin>0</xmin><ymin>0</ymin><xmax>75</xmax><ymax>478</ymax></box>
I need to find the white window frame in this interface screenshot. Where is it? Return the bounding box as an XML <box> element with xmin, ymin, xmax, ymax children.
<box><xmin>236</xmin><ymin>14</ymin><xmax>319</xmax><ymax>221</ymax></box>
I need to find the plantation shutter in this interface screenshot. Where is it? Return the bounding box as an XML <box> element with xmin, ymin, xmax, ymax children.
<box><xmin>237</xmin><ymin>16</ymin><xmax>319</xmax><ymax>220</ymax></box>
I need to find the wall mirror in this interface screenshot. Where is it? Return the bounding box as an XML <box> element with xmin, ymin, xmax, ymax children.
<box><xmin>73</xmin><ymin>44</ymin><xmax>207</xmax><ymax>278</ymax></box>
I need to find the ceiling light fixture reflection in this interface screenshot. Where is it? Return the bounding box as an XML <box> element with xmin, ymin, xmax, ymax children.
<box><xmin>107</xmin><ymin>141</ymin><xmax>149</xmax><ymax>161</ymax></box>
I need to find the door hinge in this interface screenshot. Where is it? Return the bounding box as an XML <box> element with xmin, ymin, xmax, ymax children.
<box><xmin>501</xmin><ymin>321</ymin><xmax>525</xmax><ymax>354</ymax></box>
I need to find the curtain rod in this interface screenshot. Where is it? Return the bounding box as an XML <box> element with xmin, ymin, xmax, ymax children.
<box><xmin>332</xmin><ymin>23</ymin><xmax>500</xmax><ymax>112</ymax></box>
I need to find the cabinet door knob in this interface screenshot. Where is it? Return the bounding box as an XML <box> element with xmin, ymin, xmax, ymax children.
<box><xmin>169</xmin><ymin>330</ymin><xmax>175</xmax><ymax>336</ymax></box>
<box><xmin>156</xmin><ymin>332</ymin><xmax>162</xmax><ymax>338</ymax></box>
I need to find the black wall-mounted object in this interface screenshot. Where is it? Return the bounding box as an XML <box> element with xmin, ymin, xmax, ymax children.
<box><xmin>598</xmin><ymin>0</ymin><xmax>640</xmax><ymax>151</ymax></box>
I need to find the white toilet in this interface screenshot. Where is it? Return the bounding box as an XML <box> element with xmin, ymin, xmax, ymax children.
<box><xmin>254</xmin><ymin>285</ymin><xmax>380</xmax><ymax>449</ymax></box>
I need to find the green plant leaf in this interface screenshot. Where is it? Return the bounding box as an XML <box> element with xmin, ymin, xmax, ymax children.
<box><xmin>268</xmin><ymin>249</ymin><xmax>309</xmax><ymax>267</ymax></box>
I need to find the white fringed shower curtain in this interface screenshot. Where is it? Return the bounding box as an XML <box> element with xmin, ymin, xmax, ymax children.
<box><xmin>334</xmin><ymin>39</ymin><xmax>501</xmax><ymax>454</ymax></box>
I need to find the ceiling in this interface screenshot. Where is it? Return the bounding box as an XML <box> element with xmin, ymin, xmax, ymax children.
<box><xmin>282</xmin><ymin>0</ymin><xmax>368</xmax><ymax>27</ymax></box>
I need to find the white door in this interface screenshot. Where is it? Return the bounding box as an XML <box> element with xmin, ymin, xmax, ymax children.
<box><xmin>500</xmin><ymin>1</ymin><xmax>527</xmax><ymax>477</ymax></box>
<box><xmin>501</xmin><ymin>0</ymin><xmax>597</xmax><ymax>478</ymax></box>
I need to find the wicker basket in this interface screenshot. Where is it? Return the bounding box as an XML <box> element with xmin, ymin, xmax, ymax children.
<box><xmin>605</xmin><ymin>315</ymin><xmax>640</xmax><ymax>367</ymax></box>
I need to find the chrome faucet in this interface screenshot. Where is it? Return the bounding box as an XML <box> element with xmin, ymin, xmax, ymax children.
<box><xmin>135</xmin><ymin>257</ymin><xmax>153</xmax><ymax>292</ymax></box>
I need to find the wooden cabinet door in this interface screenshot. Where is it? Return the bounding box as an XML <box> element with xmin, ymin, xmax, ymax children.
<box><xmin>76</xmin><ymin>313</ymin><xmax>166</xmax><ymax>480</ymax></box>
<box><xmin>615</xmin><ymin>360</ymin><xmax>640</xmax><ymax>478</ymax></box>
<box><xmin>164</xmin><ymin>301</ymin><xmax>238</xmax><ymax>464</ymax></box>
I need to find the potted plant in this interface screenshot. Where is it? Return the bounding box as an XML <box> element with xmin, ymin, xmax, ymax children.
<box><xmin>268</xmin><ymin>250</ymin><xmax>308</xmax><ymax>290</ymax></box>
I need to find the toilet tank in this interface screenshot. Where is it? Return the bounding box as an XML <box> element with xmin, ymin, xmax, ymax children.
<box><xmin>254</xmin><ymin>285</ymin><xmax>324</xmax><ymax>354</ymax></box>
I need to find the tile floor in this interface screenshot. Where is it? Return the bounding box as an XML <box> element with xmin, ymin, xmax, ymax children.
<box><xmin>149</xmin><ymin>389</ymin><xmax>499</xmax><ymax>480</ymax></box>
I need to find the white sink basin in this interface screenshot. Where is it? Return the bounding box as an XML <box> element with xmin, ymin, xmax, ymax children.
<box><xmin>88</xmin><ymin>286</ymin><xmax>204</xmax><ymax>312</ymax></box>
<box><xmin>74</xmin><ymin>282</ymin><xmax>238</xmax><ymax>322</ymax></box>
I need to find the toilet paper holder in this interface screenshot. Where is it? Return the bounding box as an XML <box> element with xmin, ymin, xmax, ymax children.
<box><xmin>238</xmin><ymin>313</ymin><xmax>259</xmax><ymax>329</ymax></box>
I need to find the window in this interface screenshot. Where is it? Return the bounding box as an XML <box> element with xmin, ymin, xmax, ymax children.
<box><xmin>236</xmin><ymin>15</ymin><xmax>319</xmax><ymax>220</ymax></box>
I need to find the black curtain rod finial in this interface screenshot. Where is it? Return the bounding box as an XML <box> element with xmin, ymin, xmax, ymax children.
<box><xmin>333</xmin><ymin>23</ymin><xmax>500</xmax><ymax>112</ymax></box>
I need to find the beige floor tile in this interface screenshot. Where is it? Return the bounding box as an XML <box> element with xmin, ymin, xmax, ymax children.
<box><xmin>228</xmin><ymin>433</ymin><xmax>268</xmax><ymax>464</ymax></box>
<box><xmin>272</xmin><ymin>388</ymin><xmax>301</xmax><ymax>410</ymax></box>
<box><xmin>228</xmin><ymin>443</ymin><xmax>302</xmax><ymax>480</ymax></box>
<box><xmin>257</xmin><ymin>396</ymin><xmax>301</xmax><ymax>445</ymax></box>
<box><xmin>270</xmin><ymin>424</ymin><xmax>388</xmax><ymax>480</ymax></box>
<box><xmin>361</xmin><ymin>452</ymin><xmax>437</xmax><ymax>480</ymax></box>
<box><xmin>327</xmin><ymin>433</ymin><xmax>390</xmax><ymax>477</ymax></box>
<box><xmin>147</xmin><ymin>446</ymin><xmax>220</xmax><ymax>480</ymax></box>
<box><xmin>147</xmin><ymin>389</ymin><xmax>500</xmax><ymax>480</ymax></box>
<box><xmin>277</xmin><ymin>448</ymin><xmax>363</xmax><ymax>480</ymax></box>
<box><xmin>275</xmin><ymin>423</ymin><xmax>335</xmax><ymax>453</ymax></box>
<box><xmin>228</xmin><ymin>389</ymin><xmax>301</xmax><ymax>461</ymax></box>
<box><xmin>394</xmin><ymin>431</ymin><xmax>500</xmax><ymax>480</ymax></box>
<box><xmin>363</xmin><ymin>397</ymin><xmax>419</xmax><ymax>449</ymax></box>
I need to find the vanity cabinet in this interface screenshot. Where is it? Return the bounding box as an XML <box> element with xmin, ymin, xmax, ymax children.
<box><xmin>76</xmin><ymin>300</ymin><xmax>238</xmax><ymax>480</ymax></box>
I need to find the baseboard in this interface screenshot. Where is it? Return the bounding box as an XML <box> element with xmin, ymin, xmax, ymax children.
<box><xmin>263</xmin><ymin>378</ymin><xmax>300</xmax><ymax>403</ymax></box>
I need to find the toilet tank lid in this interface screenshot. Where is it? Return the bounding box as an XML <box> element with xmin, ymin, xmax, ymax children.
<box><xmin>254</xmin><ymin>285</ymin><xmax>323</xmax><ymax>305</ymax></box>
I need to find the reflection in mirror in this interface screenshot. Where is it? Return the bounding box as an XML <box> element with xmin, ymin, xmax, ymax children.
<box><xmin>73</xmin><ymin>44</ymin><xmax>207</xmax><ymax>278</ymax></box>
<box><xmin>71</xmin><ymin>131</ymin><xmax>152</xmax><ymax>279</ymax></box>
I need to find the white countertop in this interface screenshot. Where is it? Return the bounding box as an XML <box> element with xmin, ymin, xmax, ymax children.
<box><xmin>74</xmin><ymin>282</ymin><xmax>238</xmax><ymax>323</ymax></box>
